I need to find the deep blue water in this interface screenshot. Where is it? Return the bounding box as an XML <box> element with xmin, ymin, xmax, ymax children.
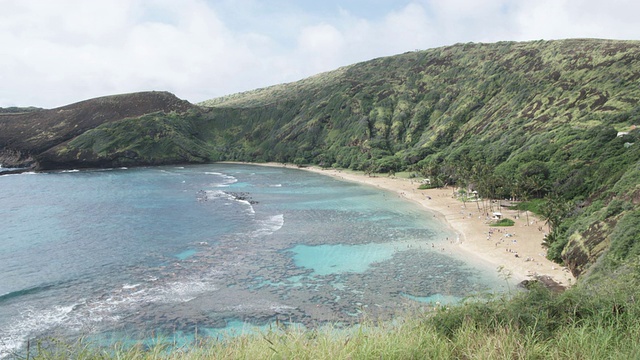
<box><xmin>0</xmin><ymin>164</ymin><xmax>509</xmax><ymax>356</ymax></box>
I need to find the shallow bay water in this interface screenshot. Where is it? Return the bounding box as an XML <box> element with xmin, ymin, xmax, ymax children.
<box><xmin>0</xmin><ymin>164</ymin><xmax>510</xmax><ymax>356</ymax></box>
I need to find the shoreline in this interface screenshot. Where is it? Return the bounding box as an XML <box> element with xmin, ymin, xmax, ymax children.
<box><xmin>232</xmin><ymin>162</ymin><xmax>575</xmax><ymax>288</ymax></box>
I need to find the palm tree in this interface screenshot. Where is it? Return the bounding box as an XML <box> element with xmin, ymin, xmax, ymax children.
<box><xmin>510</xmin><ymin>176</ymin><xmax>521</xmax><ymax>219</ymax></box>
<box><xmin>473</xmin><ymin>163</ymin><xmax>495</xmax><ymax>216</ymax></box>
<box><xmin>529</xmin><ymin>174</ymin><xmax>549</xmax><ymax>198</ymax></box>
<box><xmin>521</xmin><ymin>188</ymin><xmax>531</xmax><ymax>226</ymax></box>
<box><xmin>493</xmin><ymin>174</ymin><xmax>508</xmax><ymax>212</ymax></box>
<box><xmin>455</xmin><ymin>166</ymin><xmax>470</xmax><ymax>208</ymax></box>
<box><xmin>540</xmin><ymin>193</ymin><xmax>573</xmax><ymax>245</ymax></box>
<box><xmin>456</xmin><ymin>166</ymin><xmax>482</xmax><ymax>212</ymax></box>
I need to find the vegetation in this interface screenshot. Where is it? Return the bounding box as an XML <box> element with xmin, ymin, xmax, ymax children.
<box><xmin>4</xmin><ymin>38</ymin><xmax>640</xmax><ymax>358</ymax></box>
<box><xmin>11</xmin><ymin>38</ymin><xmax>637</xmax><ymax>281</ymax></box>
<box><xmin>512</xmin><ymin>199</ymin><xmax>545</xmax><ymax>215</ymax></box>
<box><xmin>492</xmin><ymin>218</ymin><xmax>515</xmax><ymax>227</ymax></box>
<box><xmin>194</xmin><ymin>39</ymin><xmax>640</xmax><ymax>279</ymax></box>
<box><xmin>0</xmin><ymin>91</ymin><xmax>196</xmax><ymax>168</ymax></box>
<box><xmin>418</xmin><ymin>183</ymin><xmax>438</xmax><ymax>190</ymax></box>
<box><xmin>47</xmin><ymin>110</ymin><xmax>216</xmax><ymax>167</ymax></box>
<box><xmin>0</xmin><ymin>106</ymin><xmax>41</xmax><ymax>114</ymax></box>
<box><xmin>20</xmin><ymin>279</ymin><xmax>640</xmax><ymax>359</ymax></box>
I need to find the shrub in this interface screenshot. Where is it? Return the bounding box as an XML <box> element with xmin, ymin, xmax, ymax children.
<box><xmin>492</xmin><ymin>218</ymin><xmax>515</xmax><ymax>226</ymax></box>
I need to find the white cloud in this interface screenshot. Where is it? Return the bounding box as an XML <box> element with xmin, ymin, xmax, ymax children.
<box><xmin>512</xmin><ymin>0</ymin><xmax>640</xmax><ymax>41</ymax></box>
<box><xmin>284</xmin><ymin>3</ymin><xmax>436</xmax><ymax>77</ymax></box>
<box><xmin>0</xmin><ymin>0</ymin><xmax>639</xmax><ymax>108</ymax></box>
<box><xmin>295</xmin><ymin>23</ymin><xmax>346</xmax><ymax>73</ymax></box>
<box><xmin>0</xmin><ymin>0</ymin><xmax>260</xmax><ymax>107</ymax></box>
<box><xmin>375</xmin><ymin>3</ymin><xmax>436</xmax><ymax>51</ymax></box>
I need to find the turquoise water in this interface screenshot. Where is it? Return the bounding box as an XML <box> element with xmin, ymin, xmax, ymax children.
<box><xmin>290</xmin><ymin>243</ymin><xmax>398</xmax><ymax>275</ymax></box>
<box><xmin>0</xmin><ymin>164</ymin><xmax>509</xmax><ymax>357</ymax></box>
<box><xmin>175</xmin><ymin>249</ymin><xmax>198</xmax><ymax>260</ymax></box>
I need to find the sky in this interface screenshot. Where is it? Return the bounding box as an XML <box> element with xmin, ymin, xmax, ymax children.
<box><xmin>1</xmin><ymin>0</ymin><xmax>639</xmax><ymax>108</ymax></box>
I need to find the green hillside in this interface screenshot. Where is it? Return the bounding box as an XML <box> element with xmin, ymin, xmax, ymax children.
<box><xmin>197</xmin><ymin>39</ymin><xmax>640</xmax><ymax>280</ymax></box>
<box><xmin>5</xmin><ymin>38</ymin><xmax>640</xmax><ymax>359</ymax></box>
<box><xmin>3</xmin><ymin>39</ymin><xmax>640</xmax><ymax>281</ymax></box>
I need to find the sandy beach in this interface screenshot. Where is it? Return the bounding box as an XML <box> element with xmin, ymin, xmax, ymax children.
<box><xmin>247</xmin><ymin>163</ymin><xmax>575</xmax><ymax>288</ymax></box>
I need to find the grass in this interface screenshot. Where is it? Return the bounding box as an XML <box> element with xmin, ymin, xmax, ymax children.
<box><xmin>17</xmin><ymin>282</ymin><xmax>640</xmax><ymax>360</ymax></box>
<box><xmin>492</xmin><ymin>218</ymin><xmax>516</xmax><ymax>227</ymax></box>
<box><xmin>20</xmin><ymin>314</ymin><xmax>640</xmax><ymax>360</ymax></box>
<box><xmin>418</xmin><ymin>183</ymin><xmax>440</xmax><ymax>190</ymax></box>
<box><xmin>512</xmin><ymin>199</ymin><xmax>545</xmax><ymax>216</ymax></box>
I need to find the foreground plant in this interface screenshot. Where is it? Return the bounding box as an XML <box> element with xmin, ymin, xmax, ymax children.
<box><xmin>17</xmin><ymin>280</ymin><xmax>640</xmax><ymax>360</ymax></box>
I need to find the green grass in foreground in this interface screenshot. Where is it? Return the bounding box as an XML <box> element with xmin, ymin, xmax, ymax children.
<box><xmin>19</xmin><ymin>282</ymin><xmax>640</xmax><ymax>360</ymax></box>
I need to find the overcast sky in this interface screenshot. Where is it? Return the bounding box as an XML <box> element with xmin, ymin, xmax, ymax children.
<box><xmin>1</xmin><ymin>0</ymin><xmax>639</xmax><ymax>108</ymax></box>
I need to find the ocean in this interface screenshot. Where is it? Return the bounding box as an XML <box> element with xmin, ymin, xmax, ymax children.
<box><xmin>0</xmin><ymin>164</ymin><xmax>509</xmax><ymax>356</ymax></box>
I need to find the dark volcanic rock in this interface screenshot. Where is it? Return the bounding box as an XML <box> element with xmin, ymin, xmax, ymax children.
<box><xmin>518</xmin><ymin>275</ymin><xmax>566</xmax><ymax>293</ymax></box>
<box><xmin>0</xmin><ymin>148</ymin><xmax>35</xmax><ymax>168</ymax></box>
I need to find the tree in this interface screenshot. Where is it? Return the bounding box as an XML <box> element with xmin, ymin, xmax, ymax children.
<box><xmin>509</xmin><ymin>176</ymin><xmax>521</xmax><ymax>218</ymax></box>
<box><xmin>540</xmin><ymin>192</ymin><xmax>573</xmax><ymax>246</ymax></box>
<box><xmin>530</xmin><ymin>174</ymin><xmax>550</xmax><ymax>198</ymax></box>
<box><xmin>472</xmin><ymin>163</ymin><xmax>495</xmax><ymax>216</ymax></box>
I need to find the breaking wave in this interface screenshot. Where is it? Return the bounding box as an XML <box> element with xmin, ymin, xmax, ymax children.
<box><xmin>251</xmin><ymin>214</ymin><xmax>285</xmax><ymax>238</ymax></box>
<box><xmin>0</xmin><ymin>274</ymin><xmax>220</xmax><ymax>359</ymax></box>
<box><xmin>205</xmin><ymin>172</ymin><xmax>238</xmax><ymax>187</ymax></box>
<box><xmin>201</xmin><ymin>190</ymin><xmax>256</xmax><ymax>214</ymax></box>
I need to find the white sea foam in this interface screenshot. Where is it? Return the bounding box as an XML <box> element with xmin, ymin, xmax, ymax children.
<box><xmin>0</xmin><ymin>304</ymin><xmax>77</xmax><ymax>359</ymax></box>
<box><xmin>205</xmin><ymin>190</ymin><xmax>256</xmax><ymax>214</ymax></box>
<box><xmin>60</xmin><ymin>169</ymin><xmax>80</xmax><ymax>173</ymax></box>
<box><xmin>159</xmin><ymin>170</ymin><xmax>183</xmax><ymax>176</ymax></box>
<box><xmin>0</xmin><ymin>171</ymin><xmax>38</xmax><ymax>177</ymax></box>
<box><xmin>149</xmin><ymin>279</ymin><xmax>215</xmax><ymax>303</ymax></box>
<box><xmin>251</xmin><ymin>214</ymin><xmax>284</xmax><ymax>238</ymax></box>
<box><xmin>224</xmin><ymin>301</ymin><xmax>295</xmax><ymax>314</ymax></box>
<box><xmin>0</xmin><ymin>273</ymin><xmax>221</xmax><ymax>358</ymax></box>
<box><xmin>236</xmin><ymin>199</ymin><xmax>255</xmax><ymax>214</ymax></box>
<box><xmin>205</xmin><ymin>172</ymin><xmax>238</xmax><ymax>187</ymax></box>
<box><xmin>204</xmin><ymin>190</ymin><xmax>227</xmax><ymax>201</ymax></box>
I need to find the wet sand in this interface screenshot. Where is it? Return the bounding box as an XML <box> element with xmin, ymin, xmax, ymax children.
<box><xmin>243</xmin><ymin>163</ymin><xmax>575</xmax><ymax>288</ymax></box>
